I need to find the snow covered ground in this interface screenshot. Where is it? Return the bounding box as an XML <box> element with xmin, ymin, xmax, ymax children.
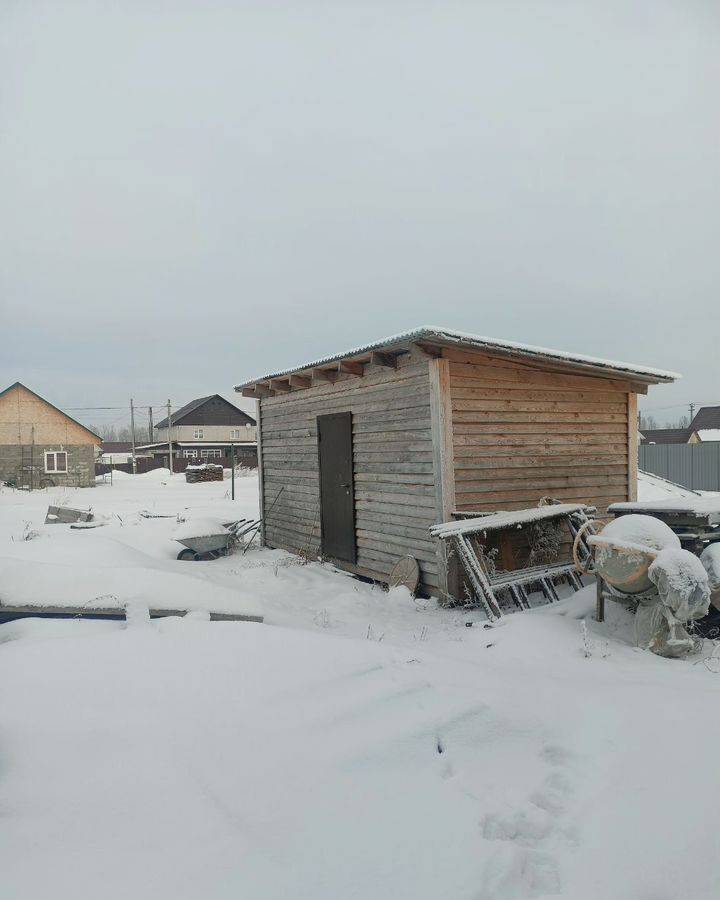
<box><xmin>2</xmin><ymin>471</ymin><xmax>720</xmax><ymax>899</ymax></box>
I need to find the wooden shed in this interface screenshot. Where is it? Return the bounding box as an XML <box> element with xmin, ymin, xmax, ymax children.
<box><xmin>236</xmin><ymin>328</ymin><xmax>676</xmax><ymax>599</ymax></box>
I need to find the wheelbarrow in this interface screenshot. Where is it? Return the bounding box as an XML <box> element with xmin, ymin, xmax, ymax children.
<box><xmin>174</xmin><ymin>518</ymin><xmax>261</xmax><ymax>561</ymax></box>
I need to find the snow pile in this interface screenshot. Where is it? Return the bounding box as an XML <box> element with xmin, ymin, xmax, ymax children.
<box><xmin>637</xmin><ymin>470</ymin><xmax>699</xmax><ymax>501</ymax></box>
<box><xmin>172</xmin><ymin>517</ymin><xmax>230</xmax><ymax>541</ymax></box>
<box><xmin>598</xmin><ymin>514</ymin><xmax>680</xmax><ymax>553</ymax></box>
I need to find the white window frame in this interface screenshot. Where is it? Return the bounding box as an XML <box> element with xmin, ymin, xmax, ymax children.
<box><xmin>194</xmin><ymin>428</ymin><xmax>204</xmax><ymax>439</ymax></box>
<box><xmin>230</xmin><ymin>429</ymin><xmax>240</xmax><ymax>439</ymax></box>
<box><xmin>182</xmin><ymin>449</ymin><xmax>198</xmax><ymax>458</ymax></box>
<box><xmin>45</xmin><ymin>451</ymin><xmax>68</xmax><ymax>473</ymax></box>
<box><xmin>200</xmin><ymin>448</ymin><xmax>222</xmax><ymax>458</ymax></box>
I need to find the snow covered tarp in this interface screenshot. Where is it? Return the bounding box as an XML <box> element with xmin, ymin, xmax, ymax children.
<box><xmin>638</xmin><ymin>549</ymin><xmax>710</xmax><ymax>657</ymax></box>
<box><xmin>700</xmin><ymin>544</ymin><xmax>720</xmax><ymax>608</ymax></box>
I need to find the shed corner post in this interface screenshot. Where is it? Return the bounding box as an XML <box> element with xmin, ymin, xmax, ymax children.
<box><xmin>628</xmin><ymin>391</ymin><xmax>638</xmax><ymax>502</ymax></box>
<box><xmin>256</xmin><ymin>398</ymin><xmax>266</xmax><ymax>546</ymax></box>
<box><xmin>429</xmin><ymin>356</ymin><xmax>461</xmax><ymax>602</ymax></box>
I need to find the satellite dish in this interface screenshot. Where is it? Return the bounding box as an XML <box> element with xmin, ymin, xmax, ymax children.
<box><xmin>389</xmin><ymin>555</ymin><xmax>420</xmax><ymax>594</ymax></box>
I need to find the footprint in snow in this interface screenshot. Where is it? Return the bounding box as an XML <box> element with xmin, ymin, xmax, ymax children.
<box><xmin>477</xmin><ymin>742</ymin><xmax>578</xmax><ymax>898</ymax></box>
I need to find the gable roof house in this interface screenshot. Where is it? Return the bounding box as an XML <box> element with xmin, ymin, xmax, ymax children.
<box><xmin>236</xmin><ymin>326</ymin><xmax>677</xmax><ymax>600</ymax></box>
<box><xmin>0</xmin><ymin>382</ymin><xmax>101</xmax><ymax>489</ymax></box>
<box><xmin>137</xmin><ymin>395</ymin><xmax>257</xmax><ymax>464</ymax></box>
<box><xmin>688</xmin><ymin>406</ymin><xmax>720</xmax><ymax>443</ymax></box>
<box><xmin>640</xmin><ymin>428</ymin><xmax>691</xmax><ymax>444</ymax></box>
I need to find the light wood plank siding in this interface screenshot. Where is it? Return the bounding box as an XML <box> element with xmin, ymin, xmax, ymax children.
<box><xmin>258</xmin><ymin>357</ymin><xmax>440</xmax><ymax>593</ymax></box>
<box><xmin>444</xmin><ymin>348</ymin><xmax>633</xmax><ymax>516</ymax></box>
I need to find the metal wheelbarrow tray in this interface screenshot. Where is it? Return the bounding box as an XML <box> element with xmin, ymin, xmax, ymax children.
<box><xmin>174</xmin><ymin>518</ymin><xmax>233</xmax><ymax>561</ymax></box>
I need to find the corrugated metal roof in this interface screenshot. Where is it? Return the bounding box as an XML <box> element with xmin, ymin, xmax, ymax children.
<box><xmin>234</xmin><ymin>326</ymin><xmax>679</xmax><ymax>390</ymax></box>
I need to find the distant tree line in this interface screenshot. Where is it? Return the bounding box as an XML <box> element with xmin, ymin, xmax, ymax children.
<box><xmin>89</xmin><ymin>423</ymin><xmax>153</xmax><ymax>443</ymax></box>
<box><xmin>638</xmin><ymin>414</ymin><xmax>690</xmax><ymax>432</ymax></box>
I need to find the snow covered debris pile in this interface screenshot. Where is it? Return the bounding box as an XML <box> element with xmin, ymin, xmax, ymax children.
<box><xmin>594</xmin><ymin>515</ymin><xmax>710</xmax><ymax>657</ymax></box>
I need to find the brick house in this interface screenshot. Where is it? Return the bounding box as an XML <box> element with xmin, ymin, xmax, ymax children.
<box><xmin>0</xmin><ymin>382</ymin><xmax>101</xmax><ymax>488</ymax></box>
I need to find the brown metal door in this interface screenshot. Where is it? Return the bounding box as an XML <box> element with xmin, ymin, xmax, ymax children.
<box><xmin>317</xmin><ymin>412</ymin><xmax>356</xmax><ymax>563</ymax></box>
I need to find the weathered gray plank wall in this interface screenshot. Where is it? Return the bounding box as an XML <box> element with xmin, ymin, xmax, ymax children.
<box><xmin>258</xmin><ymin>356</ymin><xmax>441</xmax><ymax>594</ymax></box>
<box><xmin>639</xmin><ymin>443</ymin><xmax>720</xmax><ymax>491</ymax></box>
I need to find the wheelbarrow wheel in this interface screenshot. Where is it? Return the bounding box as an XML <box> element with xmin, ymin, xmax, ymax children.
<box><xmin>177</xmin><ymin>548</ymin><xmax>198</xmax><ymax>561</ymax></box>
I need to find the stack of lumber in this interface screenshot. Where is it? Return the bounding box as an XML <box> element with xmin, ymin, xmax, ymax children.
<box><xmin>185</xmin><ymin>464</ymin><xmax>224</xmax><ymax>484</ymax></box>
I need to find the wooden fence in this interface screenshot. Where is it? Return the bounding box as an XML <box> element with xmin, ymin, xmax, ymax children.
<box><xmin>96</xmin><ymin>453</ymin><xmax>257</xmax><ymax>476</ymax></box>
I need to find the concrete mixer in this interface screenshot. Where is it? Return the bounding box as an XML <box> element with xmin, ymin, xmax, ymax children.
<box><xmin>574</xmin><ymin>514</ymin><xmax>712</xmax><ymax>657</ymax></box>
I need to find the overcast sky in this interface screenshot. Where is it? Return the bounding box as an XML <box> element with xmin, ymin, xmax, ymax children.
<box><xmin>1</xmin><ymin>0</ymin><xmax>718</xmax><ymax>431</ymax></box>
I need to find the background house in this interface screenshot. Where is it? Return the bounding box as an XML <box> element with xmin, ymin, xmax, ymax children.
<box><xmin>137</xmin><ymin>394</ymin><xmax>257</xmax><ymax>466</ymax></box>
<box><xmin>688</xmin><ymin>406</ymin><xmax>720</xmax><ymax>443</ymax></box>
<box><xmin>98</xmin><ymin>442</ymin><xmax>151</xmax><ymax>465</ymax></box>
<box><xmin>237</xmin><ymin>327</ymin><xmax>674</xmax><ymax>599</ymax></box>
<box><xmin>0</xmin><ymin>382</ymin><xmax>100</xmax><ymax>488</ymax></box>
<box><xmin>640</xmin><ymin>408</ymin><xmax>720</xmax><ymax>445</ymax></box>
<box><xmin>640</xmin><ymin>427</ymin><xmax>691</xmax><ymax>444</ymax></box>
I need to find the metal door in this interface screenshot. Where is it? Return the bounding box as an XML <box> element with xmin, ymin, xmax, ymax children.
<box><xmin>317</xmin><ymin>412</ymin><xmax>356</xmax><ymax>563</ymax></box>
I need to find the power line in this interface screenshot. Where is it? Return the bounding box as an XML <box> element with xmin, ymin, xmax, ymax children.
<box><xmin>641</xmin><ymin>401</ymin><xmax>719</xmax><ymax>413</ymax></box>
<box><xmin>63</xmin><ymin>404</ymin><xmax>184</xmax><ymax>411</ymax></box>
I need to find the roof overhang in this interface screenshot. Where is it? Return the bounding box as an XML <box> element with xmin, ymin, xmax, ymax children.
<box><xmin>234</xmin><ymin>326</ymin><xmax>679</xmax><ymax>398</ymax></box>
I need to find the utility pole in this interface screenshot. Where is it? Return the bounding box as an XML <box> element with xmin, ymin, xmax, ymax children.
<box><xmin>167</xmin><ymin>400</ymin><xmax>174</xmax><ymax>474</ymax></box>
<box><xmin>130</xmin><ymin>398</ymin><xmax>137</xmax><ymax>475</ymax></box>
<box><xmin>689</xmin><ymin>402</ymin><xmax>695</xmax><ymax>424</ymax></box>
<box><xmin>231</xmin><ymin>441</ymin><xmax>235</xmax><ymax>500</ymax></box>
<box><xmin>148</xmin><ymin>406</ymin><xmax>154</xmax><ymax>444</ymax></box>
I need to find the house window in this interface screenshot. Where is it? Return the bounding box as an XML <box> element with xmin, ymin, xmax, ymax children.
<box><xmin>194</xmin><ymin>428</ymin><xmax>204</xmax><ymax>439</ymax></box>
<box><xmin>45</xmin><ymin>451</ymin><xmax>68</xmax><ymax>473</ymax></box>
<box><xmin>183</xmin><ymin>449</ymin><xmax>198</xmax><ymax>458</ymax></box>
<box><xmin>230</xmin><ymin>429</ymin><xmax>240</xmax><ymax>439</ymax></box>
<box><xmin>200</xmin><ymin>448</ymin><xmax>222</xmax><ymax>458</ymax></box>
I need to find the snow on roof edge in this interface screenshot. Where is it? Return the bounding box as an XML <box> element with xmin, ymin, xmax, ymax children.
<box><xmin>697</xmin><ymin>430</ymin><xmax>720</xmax><ymax>442</ymax></box>
<box><xmin>234</xmin><ymin>326</ymin><xmax>680</xmax><ymax>390</ymax></box>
